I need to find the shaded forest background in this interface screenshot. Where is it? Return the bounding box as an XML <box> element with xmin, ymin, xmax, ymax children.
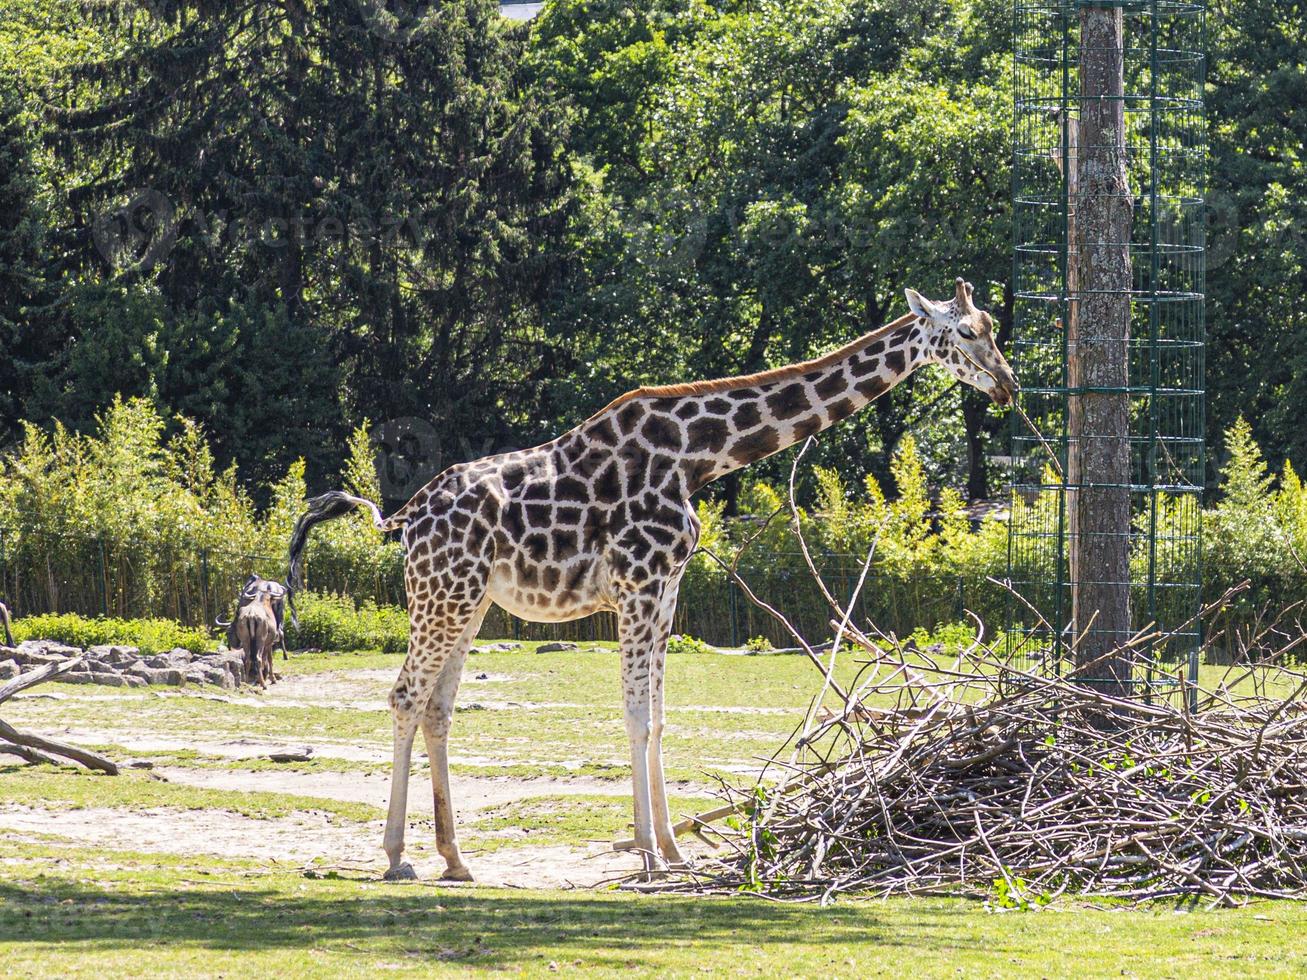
<box><xmin>2</xmin><ymin>0</ymin><xmax>1300</xmax><ymax>507</ymax></box>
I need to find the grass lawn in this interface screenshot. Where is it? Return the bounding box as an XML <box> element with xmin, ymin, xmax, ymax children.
<box><xmin>1</xmin><ymin>642</ymin><xmax>1303</xmax><ymax>976</ymax></box>
<box><xmin>0</xmin><ymin>842</ymin><xmax>1303</xmax><ymax>978</ymax></box>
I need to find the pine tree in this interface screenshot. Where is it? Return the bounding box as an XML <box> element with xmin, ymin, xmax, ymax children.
<box><xmin>0</xmin><ymin>81</ymin><xmax>50</xmax><ymax>442</ymax></box>
<box><xmin>52</xmin><ymin>0</ymin><xmax>576</xmax><ymax>488</ymax></box>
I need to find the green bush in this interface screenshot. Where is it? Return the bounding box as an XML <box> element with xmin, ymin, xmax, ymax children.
<box><xmin>285</xmin><ymin>591</ymin><xmax>409</xmax><ymax>653</ymax></box>
<box><xmin>10</xmin><ymin>613</ymin><xmax>211</xmax><ymax>655</ymax></box>
<box><xmin>2</xmin><ymin>403</ymin><xmax>1303</xmax><ymax>660</ymax></box>
<box><xmin>667</xmin><ymin>634</ymin><xmax>715</xmax><ymax>655</ymax></box>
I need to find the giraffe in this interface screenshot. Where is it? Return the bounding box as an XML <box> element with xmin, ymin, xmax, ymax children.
<box><xmin>287</xmin><ymin>278</ymin><xmax>1016</xmax><ymax>882</ymax></box>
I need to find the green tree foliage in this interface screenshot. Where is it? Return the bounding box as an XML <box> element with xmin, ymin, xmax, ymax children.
<box><xmin>0</xmin><ymin>0</ymin><xmax>1304</xmax><ymax>580</ymax></box>
<box><xmin>36</xmin><ymin>0</ymin><xmax>575</xmax><ymax>488</ymax></box>
<box><xmin>1206</xmin><ymin>0</ymin><xmax>1307</xmax><ymax>473</ymax></box>
<box><xmin>0</xmin><ymin>79</ymin><xmax>49</xmax><ymax>436</ymax></box>
<box><xmin>539</xmin><ymin>0</ymin><xmax>1015</xmax><ymax>501</ymax></box>
<box><xmin>0</xmin><ymin>398</ymin><xmax>401</xmax><ymax>622</ymax></box>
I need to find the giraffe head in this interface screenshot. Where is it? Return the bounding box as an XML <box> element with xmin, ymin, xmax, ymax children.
<box><xmin>904</xmin><ymin>278</ymin><xmax>1017</xmax><ymax>406</ymax></box>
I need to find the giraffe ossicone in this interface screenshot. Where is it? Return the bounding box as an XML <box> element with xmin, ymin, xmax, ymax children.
<box><xmin>287</xmin><ymin>278</ymin><xmax>1016</xmax><ymax>882</ymax></box>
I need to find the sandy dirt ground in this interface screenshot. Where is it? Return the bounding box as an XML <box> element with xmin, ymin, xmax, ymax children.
<box><xmin>1</xmin><ymin>662</ymin><xmax>721</xmax><ymax>889</ymax></box>
<box><xmin>0</xmin><ymin>802</ymin><xmax>647</xmax><ymax>889</ymax></box>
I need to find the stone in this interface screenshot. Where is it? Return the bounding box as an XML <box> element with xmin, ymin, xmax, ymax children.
<box><xmin>202</xmin><ymin>650</ymin><xmax>248</xmax><ymax>687</ymax></box>
<box><xmin>159</xmin><ymin>668</ymin><xmax>187</xmax><ymax>686</ymax></box>
<box><xmin>88</xmin><ymin>644</ymin><xmax>140</xmax><ymax>664</ymax></box>
<box><xmin>205</xmin><ymin>667</ymin><xmax>237</xmax><ymax>690</ymax></box>
<box><xmin>0</xmin><ymin>660</ymin><xmax>20</xmax><ymax>681</ymax></box>
<box><xmin>535</xmin><ymin>641</ymin><xmax>578</xmax><ymax>654</ymax></box>
<box><xmin>477</xmin><ymin>642</ymin><xmax>522</xmax><ymax>652</ymax></box>
<box><xmin>126</xmin><ymin>663</ymin><xmax>187</xmax><ymax>687</ymax></box>
<box><xmin>14</xmin><ymin>640</ymin><xmax>82</xmax><ymax>665</ymax></box>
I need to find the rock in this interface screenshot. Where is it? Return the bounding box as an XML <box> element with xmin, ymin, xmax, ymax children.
<box><xmin>160</xmin><ymin>669</ymin><xmax>187</xmax><ymax>686</ymax></box>
<box><xmin>267</xmin><ymin>747</ymin><xmax>313</xmax><ymax>763</ymax></box>
<box><xmin>535</xmin><ymin>641</ymin><xmax>578</xmax><ymax>654</ymax></box>
<box><xmin>204</xmin><ymin>650</ymin><xmax>248</xmax><ymax>687</ymax></box>
<box><xmin>14</xmin><ymin>640</ymin><xmax>83</xmax><ymax>664</ymax></box>
<box><xmin>477</xmin><ymin>642</ymin><xmax>522</xmax><ymax>652</ymax></box>
<box><xmin>183</xmin><ymin>667</ymin><xmax>209</xmax><ymax>685</ymax></box>
<box><xmin>89</xmin><ymin>672</ymin><xmax>131</xmax><ymax>686</ymax></box>
<box><xmin>146</xmin><ymin>647</ymin><xmax>195</xmax><ymax>670</ymax></box>
<box><xmin>88</xmin><ymin>644</ymin><xmax>140</xmax><ymax>664</ymax></box>
<box><xmin>126</xmin><ymin>663</ymin><xmax>187</xmax><ymax>687</ymax></box>
<box><xmin>57</xmin><ymin>672</ymin><xmax>98</xmax><ymax>685</ymax></box>
<box><xmin>0</xmin><ymin>660</ymin><xmax>20</xmax><ymax>681</ymax></box>
<box><xmin>207</xmin><ymin>667</ymin><xmax>237</xmax><ymax>691</ymax></box>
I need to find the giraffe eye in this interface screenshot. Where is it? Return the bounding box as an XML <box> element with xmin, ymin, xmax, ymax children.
<box><xmin>957</xmin><ymin>324</ymin><xmax>976</xmax><ymax>340</ymax></box>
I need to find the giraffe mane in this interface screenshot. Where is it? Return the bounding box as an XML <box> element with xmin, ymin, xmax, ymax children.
<box><xmin>589</xmin><ymin>312</ymin><xmax>917</xmax><ymax>420</ymax></box>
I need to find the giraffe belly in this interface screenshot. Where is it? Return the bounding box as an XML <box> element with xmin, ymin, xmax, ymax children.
<box><xmin>486</xmin><ymin>561</ymin><xmax>612</xmax><ymax>624</ymax></box>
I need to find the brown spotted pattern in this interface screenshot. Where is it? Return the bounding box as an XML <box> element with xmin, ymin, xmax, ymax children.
<box><xmin>334</xmin><ymin>283</ymin><xmax>1016</xmax><ymax>881</ymax></box>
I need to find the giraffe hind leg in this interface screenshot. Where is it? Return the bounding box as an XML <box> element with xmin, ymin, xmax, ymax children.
<box><xmin>382</xmin><ymin>591</ymin><xmax>485</xmax><ymax>882</ymax></box>
<box><xmin>420</xmin><ymin>600</ymin><xmax>489</xmax><ymax>881</ymax></box>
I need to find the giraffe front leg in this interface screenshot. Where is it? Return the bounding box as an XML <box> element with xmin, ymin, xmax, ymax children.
<box><xmin>648</xmin><ymin>665</ymin><xmax>688</xmax><ymax>869</ymax></box>
<box><xmin>623</xmin><ymin>683</ymin><xmax>658</xmax><ymax>879</ymax></box>
<box><xmin>619</xmin><ymin>587</ymin><xmax>677</xmax><ymax>879</ymax></box>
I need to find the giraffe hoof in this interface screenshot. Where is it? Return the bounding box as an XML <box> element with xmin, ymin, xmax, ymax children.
<box><xmin>383</xmin><ymin>862</ymin><xmax>418</xmax><ymax>882</ymax></box>
<box><xmin>440</xmin><ymin>865</ymin><xmax>474</xmax><ymax>882</ymax></box>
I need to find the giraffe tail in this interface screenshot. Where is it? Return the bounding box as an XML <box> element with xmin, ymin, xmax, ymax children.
<box><xmin>286</xmin><ymin>492</ymin><xmax>404</xmax><ymax>620</ymax></box>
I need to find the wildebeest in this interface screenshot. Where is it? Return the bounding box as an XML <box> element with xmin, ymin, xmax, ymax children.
<box><xmin>234</xmin><ymin>590</ymin><xmax>281</xmax><ymax>688</ymax></box>
<box><xmin>217</xmin><ymin>575</ymin><xmax>289</xmax><ymax>660</ymax></box>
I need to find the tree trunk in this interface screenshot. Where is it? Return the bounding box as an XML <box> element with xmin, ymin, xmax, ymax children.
<box><xmin>1071</xmin><ymin>3</ymin><xmax>1134</xmax><ymax>700</ymax></box>
<box><xmin>963</xmin><ymin>389</ymin><xmax>990</xmax><ymax>501</ymax></box>
<box><xmin>1070</xmin><ymin>5</ymin><xmax>1134</xmax><ymax>702</ymax></box>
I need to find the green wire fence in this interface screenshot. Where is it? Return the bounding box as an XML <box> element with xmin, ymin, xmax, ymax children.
<box><xmin>1008</xmin><ymin>0</ymin><xmax>1206</xmax><ymax>693</ymax></box>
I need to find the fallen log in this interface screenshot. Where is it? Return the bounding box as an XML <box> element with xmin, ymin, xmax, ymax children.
<box><xmin>0</xmin><ymin>656</ymin><xmax>119</xmax><ymax>774</ymax></box>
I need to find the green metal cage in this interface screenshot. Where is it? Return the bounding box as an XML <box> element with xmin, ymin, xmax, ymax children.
<box><xmin>1007</xmin><ymin>0</ymin><xmax>1206</xmax><ymax>690</ymax></box>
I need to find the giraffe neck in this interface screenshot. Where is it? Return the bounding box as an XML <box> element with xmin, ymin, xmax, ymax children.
<box><xmin>583</xmin><ymin>313</ymin><xmax>934</xmax><ymax>494</ymax></box>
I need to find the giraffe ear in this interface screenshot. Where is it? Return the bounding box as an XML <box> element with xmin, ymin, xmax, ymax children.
<box><xmin>905</xmin><ymin>288</ymin><xmax>939</xmax><ymax>321</ymax></box>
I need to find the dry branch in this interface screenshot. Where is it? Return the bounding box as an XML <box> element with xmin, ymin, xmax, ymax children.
<box><xmin>0</xmin><ymin>657</ymin><xmax>119</xmax><ymax>775</ymax></box>
<box><xmin>643</xmin><ymin>461</ymin><xmax>1307</xmax><ymax>906</ymax></box>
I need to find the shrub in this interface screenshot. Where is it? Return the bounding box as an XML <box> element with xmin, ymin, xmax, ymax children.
<box><xmin>745</xmin><ymin>635</ymin><xmax>774</xmax><ymax>653</ymax></box>
<box><xmin>907</xmin><ymin>622</ymin><xmax>978</xmax><ymax>655</ymax></box>
<box><xmin>666</xmin><ymin>634</ymin><xmax>715</xmax><ymax>655</ymax></box>
<box><xmin>10</xmin><ymin>613</ymin><xmax>211</xmax><ymax>655</ymax></box>
<box><xmin>285</xmin><ymin>591</ymin><xmax>409</xmax><ymax>653</ymax></box>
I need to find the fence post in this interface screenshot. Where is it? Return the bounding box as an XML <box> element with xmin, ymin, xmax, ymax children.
<box><xmin>200</xmin><ymin>547</ymin><xmax>210</xmax><ymax>626</ymax></box>
<box><xmin>98</xmin><ymin>537</ymin><xmax>108</xmax><ymax>617</ymax></box>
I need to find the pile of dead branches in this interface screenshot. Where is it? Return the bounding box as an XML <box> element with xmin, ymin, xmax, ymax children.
<box><xmin>649</xmin><ymin>443</ymin><xmax>1307</xmax><ymax>906</ymax></box>
<box><xmin>671</xmin><ymin>638</ymin><xmax>1307</xmax><ymax>905</ymax></box>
